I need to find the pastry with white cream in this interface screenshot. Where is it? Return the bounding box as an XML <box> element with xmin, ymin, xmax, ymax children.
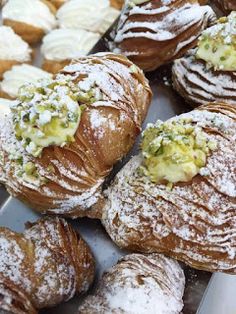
<box><xmin>0</xmin><ymin>26</ymin><xmax>32</xmax><ymax>79</ymax></box>
<box><xmin>56</xmin><ymin>0</ymin><xmax>120</xmax><ymax>35</ymax></box>
<box><xmin>41</xmin><ymin>28</ymin><xmax>100</xmax><ymax>73</ymax></box>
<box><xmin>0</xmin><ymin>64</ymin><xmax>53</xmax><ymax>99</ymax></box>
<box><xmin>2</xmin><ymin>0</ymin><xmax>57</xmax><ymax>44</ymax></box>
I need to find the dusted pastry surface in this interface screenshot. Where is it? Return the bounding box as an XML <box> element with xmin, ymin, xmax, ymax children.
<box><xmin>79</xmin><ymin>253</ymin><xmax>185</xmax><ymax>314</ymax></box>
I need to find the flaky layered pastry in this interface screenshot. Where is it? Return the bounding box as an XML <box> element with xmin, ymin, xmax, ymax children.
<box><xmin>0</xmin><ymin>53</ymin><xmax>152</xmax><ymax>218</ymax></box>
<box><xmin>102</xmin><ymin>103</ymin><xmax>236</xmax><ymax>274</ymax></box>
<box><xmin>111</xmin><ymin>0</ymin><xmax>215</xmax><ymax>71</ymax></box>
<box><xmin>213</xmin><ymin>0</ymin><xmax>236</xmax><ymax>13</ymax></box>
<box><xmin>0</xmin><ymin>217</ymin><xmax>95</xmax><ymax>312</ymax></box>
<box><xmin>79</xmin><ymin>253</ymin><xmax>185</xmax><ymax>314</ymax></box>
<box><xmin>172</xmin><ymin>12</ymin><xmax>236</xmax><ymax>107</ymax></box>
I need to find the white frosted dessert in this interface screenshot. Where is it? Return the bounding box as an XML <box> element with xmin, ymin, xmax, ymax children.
<box><xmin>0</xmin><ymin>98</ymin><xmax>14</xmax><ymax>115</ymax></box>
<box><xmin>0</xmin><ymin>26</ymin><xmax>32</xmax><ymax>62</ymax></box>
<box><xmin>41</xmin><ymin>28</ymin><xmax>100</xmax><ymax>61</ymax></box>
<box><xmin>2</xmin><ymin>0</ymin><xmax>57</xmax><ymax>33</ymax></box>
<box><xmin>56</xmin><ymin>0</ymin><xmax>119</xmax><ymax>34</ymax></box>
<box><xmin>0</xmin><ymin>64</ymin><xmax>53</xmax><ymax>99</ymax></box>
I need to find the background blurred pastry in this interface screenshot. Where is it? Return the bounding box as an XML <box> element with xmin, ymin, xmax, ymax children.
<box><xmin>111</xmin><ymin>0</ymin><xmax>216</xmax><ymax>71</ymax></box>
<box><xmin>2</xmin><ymin>0</ymin><xmax>57</xmax><ymax>44</ymax></box>
<box><xmin>56</xmin><ymin>0</ymin><xmax>120</xmax><ymax>35</ymax></box>
<box><xmin>48</xmin><ymin>0</ymin><xmax>69</xmax><ymax>9</ymax></box>
<box><xmin>212</xmin><ymin>0</ymin><xmax>236</xmax><ymax>13</ymax></box>
<box><xmin>0</xmin><ymin>64</ymin><xmax>52</xmax><ymax>99</ymax></box>
<box><xmin>102</xmin><ymin>103</ymin><xmax>236</xmax><ymax>274</ymax></box>
<box><xmin>172</xmin><ymin>12</ymin><xmax>236</xmax><ymax>106</ymax></box>
<box><xmin>110</xmin><ymin>0</ymin><xmax>124</xmax><ymax>10</ymax></box>
<box><xmin>0</xmin><ymin>217</ymin><xmax>95</xmax><ymax>311</ymax></box>
<box><xmin>0</xmin><ymin>26</ymin><xmax>32</xmax><ymax>79</ymax></box>
<box><xmin>41</xmin><ymin>28</ymin><xmax>100</xmax><ymax>74</ymax></box>
<box><xmin>79</xmin><ymin>253</ymin><xmax>185</xmax><ymax>314</ymax></box>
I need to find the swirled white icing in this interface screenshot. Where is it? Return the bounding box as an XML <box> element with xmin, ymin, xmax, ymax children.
<box><xmin>2</xmin><ymin>0</ymin><xmax>57</xmax><ymax>33</ymax></box>
<box><xmin>41</xmin><ymin>28</ymin><xmax>100</xmax><ymax>61</ymax></box>
<box><xmin>0</xmin><ymin>64</ymin><xmax>52</xmax><ymax>98</ymax></box>
<box><xmin>56</xmin><ymin>0</ymin><xmax>119</xmax><ymax>34</ymax></box>
<box><xmin>0</xmin><ymin>26</ymin><xmax>32</xmax><ymax>62</ymax></box>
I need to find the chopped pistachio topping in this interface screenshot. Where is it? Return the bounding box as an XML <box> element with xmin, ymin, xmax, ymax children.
<box><xmin>11</xmin><ymin>75</ymin><xmax>102</xmax><ymax>158</ymax></box>
<box><xmin>196</xmin><ymin>12</ymin><xmax>236</xmax><ymax>71</ymax></box>
<box><xmin>140</xmin><ymin>118</ymin><xmax>217</xmax><ymax>184</ymax></box>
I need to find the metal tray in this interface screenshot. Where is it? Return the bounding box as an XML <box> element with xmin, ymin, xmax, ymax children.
<box><xmin>0</xmin><ymin>14</ymin><xmax>214</xmax><ymax>314</ymax></box>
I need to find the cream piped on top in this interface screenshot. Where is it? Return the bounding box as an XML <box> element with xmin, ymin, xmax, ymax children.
<box><xmin>56</xmin><ymin>0</ymin><xmax>119</xmax><ymax>34</ymax></box>
<box><xmin>0</xmin><ymin>26</ymin><xmax>32</xmax><ymax>62</ymax></box>
<box><xmin>0</xmin><ymin>64</ymin><xmax>53</xmax><ymax>98</ymax></box>
<box><xmin>41</xmin><ymin>28</ymin><xmax>100</xmax><ymax>61</ymax></box>
<box><xmin>2</xmin><ymin>0</ymin><xmax>57</xmax><ymax>33</ymax></box>
<box><xmin>0</xmin><ymin>98</ymin><xmax>14</xmax><ymax>115</ymax></box>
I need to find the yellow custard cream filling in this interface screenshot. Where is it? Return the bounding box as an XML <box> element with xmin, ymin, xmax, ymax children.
<box><xmin>12</xmin><ymin>76</ymin><xmax>102</xmax><ymax>158</ymax></box>
<box><xmin>141</xmin><ymin>119</ymin><xmax>217</xmax><ymax>184</ymax></box>
<box><xmin>196</xmin><ymin>12</ymin><xmax>236</xmax><ymax>71</ymax></box>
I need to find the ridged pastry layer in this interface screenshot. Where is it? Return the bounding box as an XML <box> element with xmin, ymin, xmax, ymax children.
<box><xmin>79</xmin><ymin>253</ymin><xmax>185</xmax><ymax>314</ymax></box>
<box><xmin>172</xmin><ymin>49</ymin><xmax>236</xmax><ymax>107</ymax></box>
<box><xmin>111</xmin><ymin>0</ymin><xmax>216</xmax><ymax>71</ymax></box>
<box><xmin>102</xmin><ymin>103</ymin><xmax>236</xmax><ymax>274</ymax></box>
<box><xmin>0</xmin><ymin>53</ymin><xmax>152</xmax><ymax>218</ymax></box>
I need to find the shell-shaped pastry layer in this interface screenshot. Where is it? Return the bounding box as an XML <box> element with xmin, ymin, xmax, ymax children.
<box><xmin>56</xmin><ymin>0</ymin><xmax>120</xmax><ymax>34</ymax></box>
<box><xmin>0</xmin><ymin>26</ymin><xmax>32</xmax><ymax>62</ymax></box>
<box><xmin>172</xmin><ymin>49</ymin><xmax>236</xmax><ymax>107</ymax></box>
<box><xmin>41</xmin><ymin>28</ymin><xmax>100</xmax><ymax>61</ymax></box>
<box><xmin>79</xmin><ymin>253</ymin><xmax>185</xmax><ymax>314</ymax></box>
<box><xmin>111</xmin><ymin>0</ymin><xmax>215</xmax><ymax>71</ymax></box>
<box><xmin>213</xmin><ymin>0</ymin><xmax>236</xmax><ymax>13</ymax></box>
<box><xmin>0</xmin><ymin>53</ymin><xmax>152</xmax><ymax>218</ymax></box>
<box><xmin>0</xmin><ymin>217</ymin><xmax>95</xmax><ymax>310</ymax></box>
<box><xmin>0</xmin><ymin>64</ymin><xmax>52</xmax><ymax>99</ymax></box>
<box><xmin>2</xmin><ymin>0</ymin><xmax>57</xmax><ymax>33</ymax></box>
<box><xmin>102</xmin><ymin>103</ymin><xmax>236</xmax><ymax>274</ymax></box>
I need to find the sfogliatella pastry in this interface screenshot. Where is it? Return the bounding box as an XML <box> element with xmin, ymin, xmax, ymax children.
<box><xmin>79</xmin><ymin>254</ymin><xmax>185</xmax><ymax>314</ymax></box>
<box><xmin>41</xmin><ymin>29</ymin><xmax>100</xmax><ymax>74</ymax></box>
<box><xmin>102</xmin><ymin>103</ymin><xmax>236</xmax><ymax>274</ymax></box>
<box><xmin>2</xmin><ymin>0</ymin><xmax>57</xmax><ymax>44</ymax></box>
<box><xmin>0</xmin><ymin>217</ymin><xmax>95</xmax><ymax>312</ymax></box>
<box><xmin>56</xmin><ymin>0</ymin><xmax>120</xmax><ymax>35</ymax></box>
<box><xmin>0</xmin><ymin>53</ymin><xmax>152</xmax><ymax>218</ymax></box>
<box><xmin>111</xmin><ymin>0</ymin><xmax>215</xmax><ymax>72</ymax></box>
<box><xmin>213</xmin><ymin>0</ymin><xmax>236</xmax><ymax>14</ymax></box>
<box><xmin>172</xmin><ymin>12</ymin><xmax>236</xmax><ymax>107</ymax></box>
<box><xmin>0</xmin><ymin>64</ymin><xmax>53</xmax><ymax>99</ymax></box>
<box><xmin>0</xmin><ymin>26</ymin><xmax>32</xmax><ymax>80</ymax></box>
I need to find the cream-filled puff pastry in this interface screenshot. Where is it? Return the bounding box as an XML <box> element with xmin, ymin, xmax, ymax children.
<box><xmin>41</xmin><ymin>28</ymin><xmax>100</xmax><ymax>74</ymax></box>
<box><xmin>0</xmin><ymin>26</ymin><xmax>32</xmax><ymax>80</ymax></box>
<box><xmin>2</xmin><ymin>0</ymin><xmax>57</xmax><ymax>44</ymax></box>
<box><xmin>0</xmin><ymin>64</ymin><xmax>53</xmax><ymax>99</ymax></box>
<box><xmin>56</xmin><ymin>0</ymin><xmax>120</xmax><ymax>35</ymax></box>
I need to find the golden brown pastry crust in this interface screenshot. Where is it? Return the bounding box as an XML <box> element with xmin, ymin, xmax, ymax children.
<box><xmin>172</xmin><ymin>49</ymin><xmax>236</xmax><ymax>107</ymax></box>
<box><xmin>1</xmin><ymin>53</ymin><xmax>152</xmax><ymax>218</ymax></box>
<box><xmin>79</xmin><ymin>253</ymin><xmax>185</xmax><ymax>314</ymax></box>
<box><xmin>213</xmin><ymin>0</ymin><xmax>236</xmax><ymax>13</ymax></box>
<box><xmin>0</xmin><ymin>59</ymin><xmax>19</xmax><ymax>80</ymax></box>
<box><xmin>111</xmin><ymin>0</ymin><xmax>216</xmax><ymax>72</ymax></box>
<box><xmin>110</xmin><ymin>0</ymin><xmax>124</xmax><ymax>10</ymax></box>
<box><xmin>102</xmin><ymin>103</ymin><xmax>236</xmax><ymax>274</ymax></box>
<box><xmin>0</xmin><ymin>217</ymin><xmax>95</xmax><ymax>310</ymax></box>
<box><xmin>48</xmin><ymin>0</ymin><xmax>67</xmax><ymax>9</ymax></box>
<box><xmin>3</xmin><ymin>19</ymin><xmax>45</xmax><ymax>44</ymax></box>
<box><xmin>42</xmin><ymin>58</ymin><xmax>71</xmax><ymax>74</ymax></box>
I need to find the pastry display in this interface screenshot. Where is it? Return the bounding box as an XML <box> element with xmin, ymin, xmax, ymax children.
<box><xmin>56</xmin><ymin>0</ymin><xmax>120</xmax><ymax>35</ymax></box>
<box><xmin>213</xmin><ymin>0</ymin><xmax>236</xmax><ymax>13</ymax></box>
<box><xmin>0</xmin><ymin>53</ymin><xmax>152</xmax><ymax>218</ymax></box>
<box><xmin>41</xmin><ymin>29</ymin><xmax>100</xmax><ymax>74</ymax></box>
<box><xmin>102</xmin><ymin>103</ymin><xmax>236</xmax><ymax>274</ymax></box>
<box><xmin>79</xmin><ymin>253</ymin><xmax>185</xmax><ymax>314</ymax></box>
<box><xmin>0</xmin><ymin>26</ymin><xmax>32</xmax><ymax>80</ymax></box>
<box><xmin>0</xmin><ymin>217</ymin><xmax>95</xmax><ymax>311</ymax></box>
<box><xmin>111</xmin><ymin>0</ymin><xmax>216</xmax><ymax>72</ymax></box>
<box><xmin>172</xmin><ymin>12</ymin><xmax>236</xmax><ymax>107</ymax></box>
<box><xmin>2</xmin><ymin>0</ymin><xmax>57</xmax><ymax>44</ymax></box>
<box><xmin>0</xmin><ymin>64</ymin><xmax>53</xmax><ymax>99</ymax></box>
